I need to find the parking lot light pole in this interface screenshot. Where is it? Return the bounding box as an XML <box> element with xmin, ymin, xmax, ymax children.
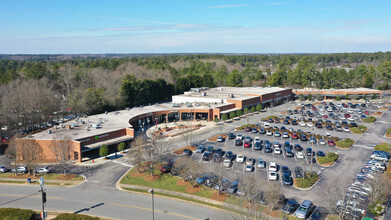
<box><xmin>148</xmin><ymin>188</ymin><xmax>155</xmax><ymax>220</ymax></box>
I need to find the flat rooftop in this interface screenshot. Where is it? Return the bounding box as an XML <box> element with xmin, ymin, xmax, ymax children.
<box><xmin>26</xmin><ymin>102</ymin><xmax>225</xmax><ymax>141</ymax></box>
<box><xmin>174</xmin><ymin>86</ymin><xmax>290</xmax><ymax>101</ymax></box>
<box><xmin>294</xmin><ymin>88</ymin><xmax>382</xmax><ymax>93</ymax></box>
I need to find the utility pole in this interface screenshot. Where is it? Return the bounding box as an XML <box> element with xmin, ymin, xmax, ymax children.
<box><xmin>148</xmin><ymin>188</ymin><xmax>155</xmax><ymax>220</ymax></box>
<box><xmin>39</xmin><ymin>177</ymin><xmax>47</xmax><ymax>220</ymax></box>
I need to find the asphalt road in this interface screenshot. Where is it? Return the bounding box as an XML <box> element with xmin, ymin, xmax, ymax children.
<box><xmin>0</xmin><ymin>160</ymin><xmax>223</xmax><ymax>220</ymax></box>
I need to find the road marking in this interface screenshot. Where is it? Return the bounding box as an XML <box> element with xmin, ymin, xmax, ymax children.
<box><xmin>0</xmin><ymin>194</ymin><xmax>62</xmax><ymax>199</ymax></box>
<box><xmin>354</xmin><ymin>145</ymin><xmax>374</xmax><ymax>149</ymax></box>
<box><xmin>112</xmin><ymin>160</ymin><xmax>133</xmax><ymax>167</ymax></box>
<box><xmin>109</xmin><ymin>203</ymin><xmax>201</xmax><ymax>220</ymax></box>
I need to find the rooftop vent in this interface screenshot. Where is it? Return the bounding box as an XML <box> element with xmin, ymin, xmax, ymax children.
<box><xmin>201</xmin><ymin>92</ymin><xmax>206</xmax><ymax>96</ymax></box>
<box><xmin>229</xmin><ymin>94</ymin><xmax>235</xmax><ymax>98</ymax></box>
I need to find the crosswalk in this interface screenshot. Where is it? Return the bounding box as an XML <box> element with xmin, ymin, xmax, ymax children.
<box><xmin>354</xmin><ymin>144</ymin><xmax>374</xmax><ymax>149</ymax></box>
<box><xmin>112</xmin><ymin>160</ymin><xmax>133</xmax><ymax>167</ymax></box>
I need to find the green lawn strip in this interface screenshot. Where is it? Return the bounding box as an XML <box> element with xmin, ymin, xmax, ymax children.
<box><xmin>374</xmin><ymin>143</ymin><xmax>391</xmax><ymax>153</ymax></box>
<box><xmin>336</xmin><ymin>138</ymin><xmax>354</xmax><ymax>148</ymax></box>
<box><xmin>317</xmin><ymin>152</ymin><xmax>339</xmax><ymax>165</ymax></box>
<box><xmin>294</xmin><ymin>172</ymin><xmax>319</xmax><ymax>188</ymax></box>
<box><xmin>362</xmin><ymin>116</ymin><xmax>376</xmax><ymax>123</ymax></box>
<box><xmin>0</xmin><ymin>179</ymin><xmax>73</xmax><ymax>186</ymax></box>
<box><xmin>351</xmin><ymin>125</ymin><xmax>367</xmax><ymax>134</ymax></box>
<box><xmin>237</xmin><ymin>124</ymin><xmax>258</xmax><ymax>130</ymax></box>
<box><xmin>0</xmin><ymin>173</ymin><xmax>84</xmax><ymax>181</ymax></box>
<box><xmin>386</xmin><ymin>128</ymin><xmax>391</xmax><ymax>136</ymax></box>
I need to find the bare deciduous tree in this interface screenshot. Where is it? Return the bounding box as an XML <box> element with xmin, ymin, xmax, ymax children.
<box><xmin>128</xmin><ymin>136</ymin><xmax>147</xmax><ymax>173</ymax></box>
<box><xmin>263</xmin><ymin>181</ymin><xmax>283</xmax><ymax>213</ymax></box>
<box><xmin>175</xmin><ymin>157</ymin><xmax>203</xmax><ymax>187</ymax></box>
<box><xmin>50</xmin><ymin>135</ymin><xmax>74</xmax><ymax>175</ymax></box>
<box><xmin>17</xmin><ymin>139</ymin><xmax>42</xmax><ymax>176</ymax></box>
<box><xmin>320</xmin><ymin>177</ymin><xmax>348</xmax><ymax>215</ymax></box>
<box><xmin>212</xmin><ymin>163</ymin><xmax>229</xmax><ymax>194</ymax></box>
<box><xmin>368</xmin><ymin>173</ymin><xmax>391</xmax><ymax>204</ymax></box>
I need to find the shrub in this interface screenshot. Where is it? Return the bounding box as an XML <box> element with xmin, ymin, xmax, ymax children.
<box><xmin>295</xmin><ymin>172</ymin><xmax>319</xmax><ymax>188</ymax></box>
<box><xmin>54</xmin><ymin>213</ymin><xmax>100</xmax><ymax>220</ymax></box>
<box><xmin>221</xmin><ymin>114</ymin><xmax>228</xmax><ymax>121</ymax></box>
<box><xmin>362</xmin><ymin>116</ymin><xmax>376</xmax><ymax>123</ymax></box>
<box><xmin>214</xmin><ymin>117</ymin><xmax>220</xmax><ymax>123</ymax></box>
<box><xmin>256</xmin><ymin>103</ymin><xmax>262</xmax><ymax>111</ymax></box>
<box><xmin>307</xmin><ymin>94</ymin><xmax>312</xmax><ymax>101</ymax></box>
<box><xmin>374</xmin><ymin>143</ymin><xmax>391</xmax><ymax>153</ymax></box>
<box><xmin>336</xmin><ymin>138</ymin><xmax>354</xmax><ymax>148</ymax></box>
<box><xmin>237</xmin><ymin>110</ymin><xmax>243</xmax><ymax>116</ymax></box>
<box><xmin>317</xmin><ymin>152</ymin><xmax>339</xmax><ymax>164</ymax></box>
<box><xmin>0</xmin><ymin>208</ymin><xmax>35</xmax><ymax>220</ymax></box>
<box><xmin>250</xmin><ymin>106</ymin><xmax>256</xmax><ymax>112</ymax></box>
<box><xmin>244</xmin><ymin>108</ymin><xmax>249</xmax><ymax>114</ymax></box>
<box><xmin>237</xmin><ymin>124</ymin><xmax>258</xmax><ymax>130</ymax></box>
<box><xmin>387</xmin><ymin>128</ymin><xmax>391</xmax><ymax>136</ymax></box>
<box><xmin>118</xmin><ymin>142</ymin><xmax>126</xmax><ymax>152</ymax></box>
<box><xmin>336</xmin><ymin>96</ymin><xmax>341</xmax><ymax>101</ymax></box>
<box><xmin>99</xmin><ymin>144</ymin><xmax>109</xmax><ymax>158</ymax></box>
<box><xmin>229</xmin><ymin>112</ymin><xmax>236</xmax><ymax>118</ymax></box>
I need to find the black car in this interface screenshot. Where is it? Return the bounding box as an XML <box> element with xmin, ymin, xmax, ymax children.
<box><xmin>202</xmin><ymin>152</ymin><xmax>212</xmax><ymax>161</ymax></box>
<box><xmin>306</xmin><ymin>148</ymin><xmax>315</xmax><ymax>157</ymax></box>
<box><xmin>285</xmin><ymin>148</ymin><xmax>294</xmax><ymax>157</ymax></box>
<box><xmin>225</xmin><ymin>151</ymin><xmax>234</xmax><ymax>160</ymax></box>
<box><xmin>264</xmin><ymin>144</ymin><xmax>272</xmax><ymax>153</ymax></box>
<box><xmin>315</xmin><ymin>122</ymin><xmax>322</xmax><ymax>128</ymax></box>
<box><xmin>259</xmin><ymin>128</ymin><xmax>266</xmax><ymax>134</ymax></box>
<box><xmin>235</xmin><ymin>139</ymin><xmax>243</xmax><ymax>146</ymax></box>
<box><xmin>291</xmin><ymin>120</ymin><xmax>298</xmax><ymax>125</ymax></box>
<box><xmin>282</xmin><ymin>173</ymin><xmax>293</xmax><ymax>185</ymax></box>
<box><xmin>301</xmin><ymin>135</ymin><xmax>308</xmax><ymax>141</ymax></box>
<box><xmin>326</xmin><ymin>125</ymin><xmax>333</xmax><ymax>130</ymax></box>
<box><xmin>282</xmin><ymin>199</ymin><xmax>299</xmax><ymax>214</ymax></box>
<box><xmin>283</xmin><ymin>119</ymin><xmax>290</xmax><ymax>125</ymax></box>
<box><xmin>294</xmin><ymin>166</ymin><xmax>303</xmax><ymax>178</ymax></box>
<box><xmin>254</xmin><ymin>142</ymin><xmax>262</xmax><ymax>150</ymax></box>
<box><xmin>228</xmin><ymin>133</ymin><xmax>236</xmax><ymax>139</ymax></box>
<box><xmin>294</xmin><ymin>144</ymin><xmax>303</xmax><ymax>151</ymax></box>
<box><xmin>350</xmin><ymin>122</ymin><xmax>358</xmax><ymax>127</ymax></box>
<box><xmin>310</xmin><ymin>207</ymin><xmax>328</xmax><ymax>220</ymax></box>
<box><xmin>214</xmin><ymin>148</ymin><xmax>224</xmax><ymax>156</ymax></box>
<box><xmin>182</xmin><ymin>149</ymin><xmax>192</xmax><ymax>156</ymax></box>
<box><xmin>213</xmin><ymin>154</ymin><xmax>224</xmax><ymax>163</ymax></box>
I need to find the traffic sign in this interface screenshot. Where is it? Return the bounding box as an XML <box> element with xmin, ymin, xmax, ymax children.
<box><xmin>39</xmin><ymin>177</ymin><xmax>44</xmax><ymax>187</ymax></box>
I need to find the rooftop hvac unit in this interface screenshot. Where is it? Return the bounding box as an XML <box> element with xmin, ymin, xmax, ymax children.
<box><xmin>229</xmin><ymin>94</ymin><xmax>235</xmax><ymax>98</ymax></box>
<box><xmin>202</xmin><ymin>92</ymin><xmax>206</xmax><ymax>96</ymax></box>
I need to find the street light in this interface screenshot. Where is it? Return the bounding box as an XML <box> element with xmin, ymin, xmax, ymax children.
<box><xmin>148</xmin><ymin>188</ymin><xmax>155</xmax><ymax>220</ymax></box>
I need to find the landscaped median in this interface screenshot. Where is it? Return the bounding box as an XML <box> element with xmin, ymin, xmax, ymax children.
<box><xmin>317</xmin><ymin>152</ymin><xmax>339</xmax><ymax>167</ymax></box>
<box><xmin>0</xmin><ymin>173</ymin><xmax>84</xmax><ymax>186</ymax></box>
<box><xmin>385</xmin><ymin>128</ymin><xmax>391</xmax><ymax>138</ymax></box>
<box><xmin>362</xmin><ymin>116</ymin><xmax>377</xmax><ymax>123</ymax></box>
<box><xmin>293</xmin><ymin>172</ymin><xmax>319</xmax><ymax>189</ymax></box>
<box><xmin>235</xmin><ymin>124</ymin><xmax>258</xmax><ymax>131</ymax></box>
<box><xmin>336</xmin><ymin>138</ymin><xmax>355</xmax><ymax>149</ymax></box>
<box><xmin>350</xmin><ymin>125</ymin><xmax>367</xmax><ymax>134</ymax></box>
<box><xmin>374</xmin><ymin>143</ymin><xmax>391</xmax><ymax>153</ymax></box>
<box><xmin>207</xmin><ymin>134</ymin><xmax>228</xmax><ymax>142</ymax></box>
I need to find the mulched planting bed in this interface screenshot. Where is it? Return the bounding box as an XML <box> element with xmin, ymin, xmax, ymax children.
<box><xmin>185</xmin><ymin>185</ymin><xmax>203</xmax><ymax>193</ymax></box>
<box><xmin>211</xmin><ymin>192</ymin><xmax>228</xmax><ymax>202</ymax></box>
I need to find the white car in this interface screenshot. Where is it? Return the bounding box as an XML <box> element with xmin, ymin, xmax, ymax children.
<box><xmin>36</xmin><ymin>166</ymin><xmax>51</xmax><ymax>174</ymax></box>
<box><xmin>236</xmin><ymin>134</ymin><xmax>243</xmax><ymax>140</ymax></box>
<box><xmin>319</xmin><ymin>139</ymin><xmax>326</xmax><ymax>145</ymax></box>
<box><xmin>269</xmin><ymin>162</ymin><xmax>277</xmax><ymax>172</ymax></box>
<box><xmin>268</xmin><ymin>172</ymin><xmax>278</xmax><ymax>181</ymax></box>
<box><xmin>246</xmin><ymin>165</ymin><xmax>254</xmax><ymax>172</ymax></box>
<box><xmin>266</xmin><ymin>130</ymin><xmax>273</xmax><ymax>136</ymax></box>
<box><xmin>296</xmin><ymin>151</ymin><xmax>305</xmax><ymax>159</ymax></box>
<box><xmin>236</xmin><ymin>154</ymin><xmax>245</xmax><ymax>163</ymax></box>
<box><xmin>264</xmin><ymin>122</ymin><xmax>270</xmax><ymax>128</ymax></box>
<box><xmin>274</xmin><ymin>148</ymin><xmax>282</xmax><ymax>154</ymax></box>
<box><xmin>325</xmin><ymin>133</ymin><xmax>331</xmax><ymax>137</ymax></box>
<box><xmin>282</xmin><ymin>132</ymin><xmax>289</xmax><ymax>138</ymax></box>
<box><xmin>254</xmin><ymin>137</ymin><xmax>260</xmax><ymax>142</ymax></box>
<box><xmin>347</xmin><ymin>117</ymin><xmax>355</xmax><ymax>121</ymax></box>
<box><xmin>216</xmin><ymin>136</ymin><xmax>224</xmax><ymax>142</ymax></box>
<box><xmin>347</xmin><ymin>109</ymin><xmax>354</xmax><ymax>114</ymax></box>
<box><xmin>299</xmin><ymin>121</ymin><xmax>306</xmax><ymax>127</ymax></box>
<box><xmin>223</xmin><ymin>159</ymin><xmax>233</xmax><ymax>168</ymax></box>
<box><xmin>343</xmin><ymin>127</ymin><xmax>350</xmax><ymax>132</ymax></box>
<box><xmin>307</xmin><ymin>122</ymin><xmax>314</xmax><ymax>127</ymax></box>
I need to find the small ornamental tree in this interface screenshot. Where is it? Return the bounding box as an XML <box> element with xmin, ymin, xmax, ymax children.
<box><xmin>118</xmin><ymin>142</ymin><xmax>126</xmax><ymax>153</ymax></box>
<box><xmin>99</xmin><ymin>144</ymin><xmax>109</xmax><ymax>158</ymax></box>
<box><xmin>307</xmin><ymin>94</ymin><xmax>312</xmax><ymax>101</ymax></box>
<box><xmin>229</xmin><ymin>112</ymin><xmax>236</xmax><ymax>118</ymax></box>
<box><xmin>345</xmin><ymin>94</ymin><xmax>350</xmax><ymax>100</ymax></box>
<box><xmin>256</xmin><ymin>103</ymin><xmax>262</xmax><ymax>111</ymax></box>
<box><xmin>237</xmin><ymin>110</ymin><xmax>243</xmax><ymax>116</ymax></box>
<box><xmin>363</xmin><ymin>94</ymin><xmax>367</xmax><ymax>100</ymax></box>
<box><xmin>336</xmin><ymin>96</ymin><xmax>341</xmax><ymax>101</ymax></box>
<box><xmin>214</xmin><ymin>117</ymin><xmax>220</xmax><ymax>123</ymax></box>
<box><xmin>299</xmin><ymin>94</ymin><xmax>305</xmax><ymax>101</ymax></box>
<box><xmin>371</xmin><ymin>93</ymin><xmax>377</xmax><ymax>99</ymax></box>
<box><xmin>250</xmin><ymin>106</ymin><xmax>255</xmax><ymax>112</ymax></box>
<box><xmin>221</xmin><ymin>114</ymin><xmax>228</xmax><ymax>121</ymax></box>
<box><xmin>244</xmin><ymin>108</ymin><xmax>249</xmax><ymax>114</ymax></box>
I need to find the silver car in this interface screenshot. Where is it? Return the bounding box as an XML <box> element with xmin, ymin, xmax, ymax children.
<box><xmin>0</xmin><ymin>166</ymin><xmax>10</xmax><ymax>173</ymax></box>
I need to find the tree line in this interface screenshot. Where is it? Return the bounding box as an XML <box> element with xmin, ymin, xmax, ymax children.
<box><xmin>0</xmin><ymin>53</ymin><xmax>391</xmax><ymax>138</ymax></box>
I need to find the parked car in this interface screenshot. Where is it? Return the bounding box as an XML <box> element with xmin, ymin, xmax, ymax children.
<box><xmin>316</xmin><ymin>151</ymin><xmax>326</xmax><ymax>157</ymax></box>
<box><xmin>296</xmin><ymin>151</ymin><xmax>305</xmax><ymax>159</ymax></box>
<box><xmin>254</xmin><ymin>142</ymin><xmax>262</xmax><ymax>150</ymax></box>
<box><xmin>295</xmin><ymin>166</ymin><xmax>303</xmax><ymax>178</ymax></box>
<box><xmin>202</xmin><ymin>152</ymin><xmax>212</xmax><ymax>161</ymax></box>
<box><xmin>310</xmin><ymin>207</ymin><xmax>328</xmax><ymax>220</ymax></box>
<box><xmin>328</xmin><ymin>140</ymin><xmax>336</xmax><ymax>147</ymax></box>
<box><xmin>282</xmin><ymin>199</ymin><xmax>299</xmax><ymax>214</ymax></box>
<box><xmin>244</xmin><ymin>141</ymin><xmax>251</xmax><ymax>148</ymax></box>
<box><xmin>206</xmin><ymin>146</ymin><xmax>214</xmax><ymax>153</ymax></box>
<box><xmin>274</xmin><ymin>147</ymin><xmax>282</xmax><ymax>154</ymax></box>
<box><xmin>319</xmin><ymin>139</ymin><xmax>326</xmax><ymax>145</ymax></box>
<box><xmin>228</xmin><ymin>133</ymin><xmax>236</xmax><ymax>139</ymax></box>
<box><xmin>236</xmin><ymin>154</ymin><xmax>245</xmax><ymax>163</ymax></box>
<box><xmin>0</xmin><ymin>166</ymin><xmax>10</xmax><ymax>173</ymax></box>
<box><xmin>182</xmin><ymin>149</ymin><xmax>192</xmax><ymax>156</ymax></box>
<box><xmin>268</xmin><ymin>172</ymin><xmax>278</xmax><ymax>181</ymax></box>
<box><xmin>282</xmin><ymin>173</ymin><xmax>293</xmax><ymax>185</ymax></box>
<box><xmin>291</xmin><ymin>133</ymin><xmax>298</xmax><ymax>139</ymax></box>
<box><xmin>216</xmin><ymin>136</ymin><xmax>225</xmax><ymax>142</ymax></box>
<box><xmin>294</xmin><ymin>200</ymin><xmax>314</xmax><ymax>219</ymax></box>
<box><xmin>245</xmin><ymin>165</ymin><xmax>254</xmax><ymax>172</ymax></box>
<box><xmin>251</xmin><ymin>128</ymin><xmax>258</xmax><ymax>133</ymax></box>
<box><xmin>11</xmin><ymin>166</ymin><xmax>28</xmax><ymax>173</ymax></box>
<box><xmin>266</xmin><ymin>130</ymin><xmax>273</xmax><ymax>136</ymax></box>
<box><xmin>236</xmin><ymin>134</ymin><xmax>243</xmax><ymax>140</ymax></box>
<box><xmin>225</xmin><ymin>151</ymin><xmax>234</xmax><ymax>160</ymax></box>
<box><xmin>301</xmin><ymin>135</ymin><xmax>308</xmax><ymax>141</ymax></box>
<box><xmin>269</xmin><ymin>162</ymin><xmax>277</xmax><ymax>172</ymax></box>
<box><xmin>235</xmin><ymin>139</ymin><xmax>243</xmax><ymax>146</ymax></box>
<box><xmin>223</xmin><ymin>159</ymin><xmax>233</xmax><ymax>168</ymax></box>
<box><xmin>196</xmin><ymin>145</ymin><xmax>206</xmax><ymax>153</ymax></box>
<box><xmin>160</xmin><ymin>162</ymin><xmax>174</xmax><ymax>173</ymax></box>
<box><xmin>257</xmin><ymin>159</ymin><xmax>266</xmax><ymax>168</ymax></box>
<box><xmin>282</xmin><ymin>132</ymin><xmax>289</xmax><ymax>138</ymax></box>
<box><xmin>245</xmin><ymin>127</ymin><xmax>252</xmax><ymax>132</ymax></box>
<box><xmin>264</xmin><ymin>144</ymin><xmax>272</xmax><ymax>153</ymax></box>
<box><xmin>294</xmin><ymin>144</ymin><xmax>303</xmax><ymax>151</ymax></box>
<box><xmin>274</xmin><ymin>131</ymin><xmax>281</xmax><ymax>137</ymax></box>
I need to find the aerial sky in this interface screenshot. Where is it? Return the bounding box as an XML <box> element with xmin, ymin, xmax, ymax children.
<box><xmin>1</xmin><ymin>0</ymin><xmax>391</xmax><ymax>54</ymax></box>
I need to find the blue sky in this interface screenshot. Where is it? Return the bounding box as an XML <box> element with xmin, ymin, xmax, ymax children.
<box><xmin>1</xmin><ymin>0</ymin><xmax>390</xmax><ymax>54</ymax></box>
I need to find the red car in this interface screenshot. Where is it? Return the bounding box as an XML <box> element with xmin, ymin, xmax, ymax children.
<box><xmin>364</xmin><ymin>111</ymin><xmax>369</xmax><ymax>115</ymax></box>
<box><xmin>244</xmin><ymin>141</ymin><xmax>251</xmax><ymax>148</ymax></box>
<box><xmin>245</xmin><ymin>127</ymin><xmax>252</xmax><ymax>132</ymax></box>
<box><xmin>328</xmin><ymin>140</ymin><xmax>336</xmax><ymax>146</ymax></box>
<box><xmin>345</xmin><ymin>114</ymin><xmax>351</xmax><ymax>118</ymax></box>
<box><xmin>323</xmin><ymin>115</ymin><xmax>328</xmax><ymax>118</ymax></box>
<box><xmin>291</xmin><ymin>133</ymin><xmax>298</xmax><ymax>139</ymax></box>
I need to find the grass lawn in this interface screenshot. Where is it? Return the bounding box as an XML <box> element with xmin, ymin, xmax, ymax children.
<box><xmin>317</xmin><ymin>152</ymin><xmax>339</xmax><ymax>165</ymax></box>
<box><xmin>0</xmin><ymin>173</ymin><xmax>84</xmax><ymax>181</ymax></box>
<box><xmin>351</xmin><ymin>125</ymin><xmax>367</xmax><ymax>134</ymax></box>
<box><xmin>362</xmin><ymin>116</ymin><xmax>376</xmax><ymax>123</ymax></box>
<box><xmin>386</xmin><ymin>128</ymin><xmax>391</xmax><ymax>137</ymax></box>
<box><xmin>336</xmin><ymin>138</ymin><xmax>354</xmax><ymax>149</ymax></box>
<box><xmin>294</xmin><ymin>172</ymin><xmax>319</xmax><ymax>188</ymax></box>
<box><xmin>120</xmin><ymin>168</ymin><xmax>215</xmax><ymax>198</ymax></box>
<box><xmin>374</xmin><ymin>143</ymin><xmax>391</xmax><ymax>153</ymax></box>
